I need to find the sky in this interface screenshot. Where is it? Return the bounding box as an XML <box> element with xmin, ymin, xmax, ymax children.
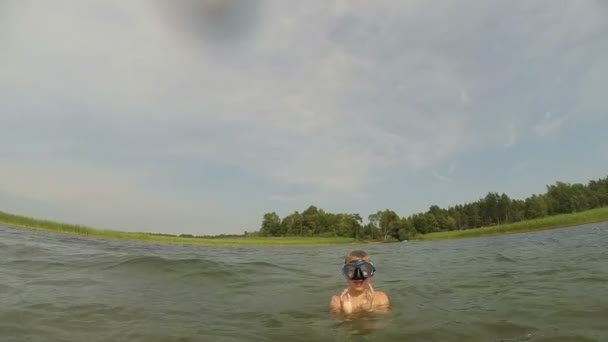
<box><xmin>1</xmin><ymin>0</ymin><xmax>607</xmax><ymax>235</ymax></box>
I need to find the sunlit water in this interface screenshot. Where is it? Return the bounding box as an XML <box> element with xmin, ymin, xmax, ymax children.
<box><xmin>1</xmin><ymin>222</ymin><xmax>607</xmax><ymax>342</ymax></box>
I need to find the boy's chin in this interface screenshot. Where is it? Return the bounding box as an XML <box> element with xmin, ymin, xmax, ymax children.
<box><xmin>348</xmin><ymin>280</ymin><xmax>367</xmax><ymax>290</ymax></box>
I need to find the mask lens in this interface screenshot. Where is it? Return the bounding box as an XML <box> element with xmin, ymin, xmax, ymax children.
<box><xmin>343</xmin><ymin>264</ymin><xmax>357</xmax><ymax>279</ymax></box>
<box><xmin>359</xmin><ymin>263</ymin><xmax>373</xmax><ymax>277</ymax></box>
<box><xmin>342</xmin><ymin>261</ymin><xmax>374</xmax><ymax>280</ymax></box>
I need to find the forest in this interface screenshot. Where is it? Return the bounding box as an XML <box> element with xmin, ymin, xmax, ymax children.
<box><xmin>254</xmin><ymin>175</ymin><xmax>608</xmax><ymax>241</ymax></box>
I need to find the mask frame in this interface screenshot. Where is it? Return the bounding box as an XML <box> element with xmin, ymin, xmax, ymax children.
<box><xmin>342</xmin><ymin>260</ymin><xmax>376</xmax><ymax>280</ymax></box>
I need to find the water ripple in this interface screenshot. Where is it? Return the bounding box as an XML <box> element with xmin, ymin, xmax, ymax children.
<box><xmin>1</xmin><ymin>222</ymin><xmax>607</xmax><ymax>341</ymax></box>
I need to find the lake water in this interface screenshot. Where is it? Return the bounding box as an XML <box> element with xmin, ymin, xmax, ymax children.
<box><xmin>1</xmin><ymin>222</ymin><xmax>607</xmax><ymax>342</ymax></box>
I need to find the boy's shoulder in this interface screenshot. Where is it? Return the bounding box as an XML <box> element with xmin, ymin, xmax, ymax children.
<box><xmin>373</xmin><ymin>290</ymin><xmax>390</xmax><ymax>305</ymax></box>
<box><xmin>329</xmin><ymin>293</ymin><xmax>343</xmax><ymax>313</ymax></box>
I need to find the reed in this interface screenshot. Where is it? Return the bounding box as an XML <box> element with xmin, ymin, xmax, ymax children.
<box><xmin>0</xmin><ymin>211</ymin><xmax>355</xmax><ymax>246</ymax></box>
<box><xmin>416</xmin><ymin>207</ymin><xmax>608</xmax><ymax>241</ymax></box>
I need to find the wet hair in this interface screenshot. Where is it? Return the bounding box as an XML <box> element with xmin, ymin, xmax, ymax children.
<box><xmin>344</xmin><ymin>250</ymin><xmax>370</xmax><ymax>264</ymax></box>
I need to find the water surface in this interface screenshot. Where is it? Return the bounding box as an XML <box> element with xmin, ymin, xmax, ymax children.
<box><xmin>1</xmin><ymin>223</ymin><xmax>607</xmax><ymax>341</ymax></box>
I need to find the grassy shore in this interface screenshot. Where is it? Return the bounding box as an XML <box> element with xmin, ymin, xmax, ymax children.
<box><xmin>3</xmin><ymin>207</ymin><xmax>608</xmax><ymax>246</ymax></box>
<box><xmin>0</xmin><ymin>211</ymin><xmax>355</xmax><ymax>246</ymax></box>
<box><xmin>415</xmin><ymin>207</ymin><xmax>608</xmax><ymax>241</ymax></box>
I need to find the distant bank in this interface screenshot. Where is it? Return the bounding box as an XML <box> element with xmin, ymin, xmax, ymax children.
<box><xmin>416</xmin><ymin>207</ymin><xmax>608</xmax><ymax>241</ymax></box>
<box><xmin>1</xmin><ymin>207</ymin><xmax>607</xmax><ymax>246</ymax></box>
<box><xmin>0</xmin><ymin>211</ymin><xmax>355</xmax><ymax>246</ymax></box>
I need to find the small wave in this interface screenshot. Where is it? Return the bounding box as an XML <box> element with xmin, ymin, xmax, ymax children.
<box><xmin>98</xmin><ymin>255</ymin><xmax>242</xmax><ymax>281</ymax></box>
<box><xmin>493</xmin><ymin>271</ymin><xmax>515</xmax><ymax>279</ymax></box>
<box><xmin>100</xmin><ymin>255</ymin><xmax>217</xmax><ymax>271</ymax></box>
<box><xmin>24</xmin><ymin>302</ymin><xmax>61</xmax><ymax>311</ymax></box>
<box><xmin>474</xmin><ymin>320</ymin><xmax>537</xmax><ymax>340</ymax></box>
<box><xmin>529</xmin><ymin>268</ymin><xmax>562</xmax><ymax>276</ymax></box>
<box><xmin>495</xmin><ymin>253</ymin><xmax>518</xmax><ymax>263</ymax></box>
<box><xmin>21</xmin><ymin>302</ymin><xmax>136</xmax><ymax>327</ymax></box>
<box><xmin>7</xmin><ymin>259</ymin><xmax>65</xmax><ymax>267</ymax></box>
<box><xmin>236</xmin><ymin>261</ymin><xmax>305</xmax><ymax>274</ymax></box>
<box><xmin>453</xmin><ymin>283</ymin><xmax>487</xmax><ymax>289</ymax></box>
<box><xmin>7</xmin><ymin>244</ymin><xmax>54</xmax><ymax>257</ymax></box>
<box><xmin>4</xmin><ymin>259</ymin><xmax>68</xmax><ymax>273</ymax></box>
<box><xmin>28</xmin><ymin>277</ymin><xmax>103</xmax><ymax>287</ymax></box>
<box><xmin>533</xmin><ymin>333</ymin><xmax>601</xmax><ymax>341</ymax></box>
<box><xmin>0</xmin><ymin>283</ymin><xmax>14</xmax><ymax>292</ymax></box>
<box><xmin>576</xmin><ymin>276</ymin><xmax>608</xmax><ymax>283</ymax></box>
<box><xmin>280</xmin><ymin>310</ymin><xmax>318</xmax><ymax>320</ymax></box>
<box><xmin>433</xmin><ymin>287</ymin><xmax>456</xmax><ymax>295</ymax></box>
<box><xmin>66</xmin><ymin>303</ymin><xmax>130</xmax><ymax>316</ymax></box>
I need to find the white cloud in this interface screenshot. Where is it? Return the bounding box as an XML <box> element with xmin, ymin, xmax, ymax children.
<box><xmin>505</xmin><ymin>122</ymin><xmax>518</xmax><ymax>148</ymax></box>
<box><xmin>432</xmin><ymin>171</ymin><xmax>452</xmax><ymax>183</ymax></box>
<box><xmin>432</xmin><ymin>163</ymin><xmax>456</xmax><ymax>183</ymax></box>
<box><xmin>534</xmin><ymin>112</ymin><xmax>569</xmax><ymax>137</ymax></box>
<box><xmin>460</xmin><ymin>88</ymin><xmax>472</xmax><ymax>105</ymax></box>
<box><xmin>1</xmin><ymin>0</ymin><xmax>607</xmax><ymax>233</ymax></box>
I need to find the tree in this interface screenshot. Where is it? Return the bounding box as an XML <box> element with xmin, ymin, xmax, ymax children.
<box><xmin>281</xmin><ymin>211</ymin><xmax>303</xmax><ymax>236</ymax></box>
<box><xmin>398</xmin><ymin>217</ymin><xmax>416</xmax><ymax>240</ymax></box>
<box><xmin>481</xmin><ymin>192</ymin><xmax>499</xmax><ymax>225</ymax></box>
<box><xmin>362</xmin><ymin>222</ymin><xmax>381</xmax><ymax>240</ymax></box>
<box><xmin>448</xmin><ymin>206</ymin><xmax>463</xmax><ymax>230</ymax></box>
<box><xmin>465</xmin><ymin>203</ymin><xmax>482</xmax><ymax>229</ymax></box>
<box><xmin>496</xmin><ymin>193</ymin><xmax>512</xmax><ymax>224</ymax></box>
<box><xmin>260</xmin><ymin>212</ymin><xmax>281</xmax><ymax>236</ymax></box>
<box><xmin>411</xmin><ymin>213</ymin><xmax>427</xmax><ymax>234</ymax></box>
<box><xmin>546</xmin><ymin>181</ymin><xmax>578</xmax><ymax>214</ymax></box>
<box><xmin>511</xmin><ymin>199</ymin><xmax>526</xmax><ymax>222</ymax></box>
<box><xmin>525</xmin><ymin>194</ymin><xmax>548</xmax><ymax>219</ymax></box>
<box><xmin>352</xmin><ymin>213</ymin><xmax>363</xmax><ymax>240</ymax></box>
<box><xmin>302</xmin><ymin>205</ymin><xmax>320</xmax><ymax>236</ymax></box>
<box><xmin>373</xmin><ymin>209</ymin><xmax>401</xmax><ymax>240</ymax></box>
<box><xmin>254</xmin><ymin>174</ymin><xmax>608</xmax><ymax>239</ymax></box>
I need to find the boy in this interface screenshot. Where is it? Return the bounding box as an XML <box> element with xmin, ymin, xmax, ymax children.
<box><xmin>329</xmin><ymin>250</ymin><xmax>390</xmax><ymax>315</ymax></box>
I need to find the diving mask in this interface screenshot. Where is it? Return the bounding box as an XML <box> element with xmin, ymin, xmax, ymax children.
<box><xmin>342</xmin><ymin>260</ymin><xmax>375</xmax><ymax>280</ymax></box>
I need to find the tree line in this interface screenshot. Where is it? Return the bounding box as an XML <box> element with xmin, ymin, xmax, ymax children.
<box><xmin>254</xmin><ymin>175</ymin><xmax>608</xmax><ymax>241</ymax></box>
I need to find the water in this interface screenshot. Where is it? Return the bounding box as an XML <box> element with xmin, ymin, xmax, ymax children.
<box><xmin>1</xmin><ymin>223</ymin><xmax>607</xmax><ymax>342</ymax></box>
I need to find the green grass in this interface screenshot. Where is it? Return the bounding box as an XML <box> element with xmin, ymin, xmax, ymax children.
<box><xmin>416</xmin><ymin>207</ymin><xmax>608</xmax><ymax>241</ymax></box>
<box><xmin>0</xmin><ymin>210</ymin><xmax>356</xmax><ymax>246</ymax></box>
<box><xmin>4</xmin><ymin>207</ymin><xmax>608</xmax><ymax>246</ymax></box>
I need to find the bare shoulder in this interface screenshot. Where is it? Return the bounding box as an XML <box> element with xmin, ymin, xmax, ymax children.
<box><xmin>373</xmin><ymin>290</ymin><xmax>390</xmax><ymax>306</ymax></box>
<box><xmin>329</xmin><ymin>294</ymin><xmax>341</xmax><ymax>312</ymax></box>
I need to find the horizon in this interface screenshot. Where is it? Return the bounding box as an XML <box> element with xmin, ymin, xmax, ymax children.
<box><xmin>1</xmin><ymin>1</ymin><xmax>607</xmax><ymax>235</ymax></box>
<box><xmin>2</xmin><ymin>172</ymin><xmax>607</xmax><ymax>237</ymax></box>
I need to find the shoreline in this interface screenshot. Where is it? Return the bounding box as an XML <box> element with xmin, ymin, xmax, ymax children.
<box><xmin>2</xmin><ymin>207</ymin><xmax>608</xmax><ymax>246</ymax></box>
<box><xmin>414</xmin><ymin>207</ymin><xmax>608</xmax><ymax>241</ymax></box>
<box><xmin>0</xmin><ymin>211</ymin><xmax>357</xmax><ymax>246</ymax></box>
<box><xmin>0</xmin><ymin>223</ymin><xmax>358</xmax><ymax>247</ymax></box>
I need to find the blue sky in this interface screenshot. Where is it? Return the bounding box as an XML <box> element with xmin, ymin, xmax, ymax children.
<box><xmin>1</xmin><ymin>1</ymin><xmax>607</xmax><ymax>235</ymax></box>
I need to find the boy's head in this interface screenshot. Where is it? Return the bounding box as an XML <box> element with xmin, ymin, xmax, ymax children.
<box><xmin>344</xmin><ymin>250</ymin><xmax>370</xmax><ymax>264</ymax></box>
<box><xmin>342</xmin><ymin>250</ymin><xmax>375</xmax><ymax>292</ymax></box>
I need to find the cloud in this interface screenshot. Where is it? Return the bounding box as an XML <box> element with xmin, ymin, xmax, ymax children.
<box><xmin>1</xmin><ymin>1</ymin><xmax>607</xmax><ymax>233</ymax></box>
<box><xmin>533</xmin><ymin>112</ymin><xmax>569</xmax><ymax>137</ymax></box>
<box><xmin>432</xmin><ymin>171</ymin><xmax>452</xmax><ymax>183</ymax></box>
<box><xmin>460</xmin><ymin>88</ymin><xmax>472</xmax><ymax>105</ymax></box>
<box><xmin>505</xmin><ymin>122</ymin><xmax>518</xmax><ymax>148</ymax></box>
<box><xmin>509</xmin><ymin>162</ymin><xmax>529</xmax><ymax>174</ymax></box>
<box><xmin>432</xmin><ymin>163</ymin><xmax>456</xmax><ymax>183</ymax></box>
